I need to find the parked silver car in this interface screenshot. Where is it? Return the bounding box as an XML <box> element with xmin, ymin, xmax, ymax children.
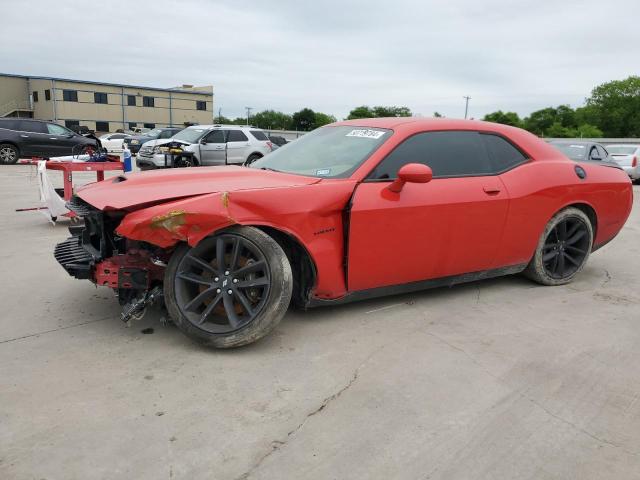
<box><xmin>136</xmin><ymin>125</ymin><xmax>273</xmax><ymax>169</ymax></box>
<box><xmin>606</xmin><ymin>144</ymin><xmax>640</xmax><ymax>182</ymax></box>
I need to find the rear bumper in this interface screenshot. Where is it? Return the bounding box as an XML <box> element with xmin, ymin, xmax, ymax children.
<box><xmin>621</xmin><ymin>165</ymin><xmax>640</xmax><ymax>179</ymax></box>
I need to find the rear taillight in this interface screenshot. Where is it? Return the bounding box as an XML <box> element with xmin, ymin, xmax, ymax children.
<box><xmin>633</xmin><ymin>156</ymin><xmax>637</xmax><ymax>167</ymax></box>
<box><xmin>267</xmin><ymin>141</ymin><xmax>273</xmax><ymax>151</ymax></box>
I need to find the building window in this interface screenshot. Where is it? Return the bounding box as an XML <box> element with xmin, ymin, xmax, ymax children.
<box><xmin>63</xmin><ymin>90</ymin><xmax>78</xmax><ymax>102</ymax></box>
<box><xmin>32</xmin><ymin>91</ymin><xmax>39</xmax><ymax>102</ymax></box>
<box><xmin>128</xmin><ymin>122</ymin><xmax>137</xmax><ymax>130</ymax></box>
<box><xmin>45</xmin><ymin>89</ymin><xmax>51</xmax><ymax>101</ymax></box>
<box><xmin>65</xmin><ymin>120</ymin><xmax>80</xmax><ymax>128</ymax></box>
<box><xmin>127</xmin><ymin>95</ymin><xmax>136</xmax><ymax>106</ymax></box>
<box><xmin>143</xmin><ymin>96</ymin><xmax>155</xmax><ymax>107</ymax></box>
<box><xmin>95</xmin><ymin>121</ymin><xmax>109</xmax><ymax>132</ymax></box>
<box><xmin>94</xmin><ymin>92</ymin><xmax>108</xmax><ymax>104</ymax></box>
<box><xmin>143</xmin><ymin>123</ymin><xmax>155</xmax><ymax>129</ymax></box>
<box><xmin>196</xmin><ymin>100</ymin><xmax>206</xmax><ymax>111</ymax></box>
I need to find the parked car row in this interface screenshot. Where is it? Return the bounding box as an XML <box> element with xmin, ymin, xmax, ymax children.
<box><xmin>549</xmin><ymin>140</ymin><xmax>639</xmax><ymax>183</ymax></box>
<box><xmin>135</xmin><ymin>125</ymin><xmax>274</xmax><ymax>169</ymax></box>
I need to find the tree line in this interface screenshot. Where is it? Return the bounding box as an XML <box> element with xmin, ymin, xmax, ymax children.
<box><xmin>483</xmin><ymin>76</ymin><xmax>640</xmax><ymax>138</ymax></box>
<box><xmin>218</xmin><ymin>76</ymin><xmax>640</xmax><ymax>137</ymax></box>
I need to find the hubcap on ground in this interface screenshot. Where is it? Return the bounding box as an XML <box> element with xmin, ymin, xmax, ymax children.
<box><xmin>542</xmin><ymin>217</ymin><xmax>590</xmax><ymax>279</ymax></box>
<box><xmin>174</xmin><ymin>234</ymin><xmax>271</xmax><ymax>333</ymax></box>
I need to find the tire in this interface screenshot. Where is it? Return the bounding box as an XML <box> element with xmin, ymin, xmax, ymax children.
<box><xmin>164</xmin><ymin>226</ymin><xmax>293</xmax><ymax>348</ymax></box>
<box><xmin>0</xmin><ymin>143</ymin><xmax>19</xmax><ymax>164</ymax></box>
<box><xmin>173</xmin><ymin>156</ymin><xmax>197</xmax><ymax>168</ymax></box>
<box><xmin>244</xmin><ymin>153</ymin><xmax>262</xmax><ymax>167</ymax></box>
<box><xmin>524</xmin><ymin>207</ymin><xmax>593</xmax><ymax>286</ymax></box>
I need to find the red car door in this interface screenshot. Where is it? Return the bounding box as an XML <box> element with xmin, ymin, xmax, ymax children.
<box><xmin>347</xmin><ymin>130</ymin><xmax>511</xmax><ymax>292</ymax></box>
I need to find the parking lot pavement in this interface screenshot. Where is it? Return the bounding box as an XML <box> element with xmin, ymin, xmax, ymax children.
<box><xmin>1</xmin><ymin>164</ymin><xmax>639</xmax><ymax>480</ymax></box>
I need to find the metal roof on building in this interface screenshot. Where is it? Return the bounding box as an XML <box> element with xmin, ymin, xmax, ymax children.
<box><xmin>0</xmin><ymin>72</ymin><xmax>213</xmax><ymax>96</ymax></box>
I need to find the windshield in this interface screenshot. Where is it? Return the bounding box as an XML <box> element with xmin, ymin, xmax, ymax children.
<box><xmin>250</xmin><ymin>126</ymin><xmax>392</xmax><ymax>178</ymax></box>
<box><xmin>607</xmin><ymin>146</ymin><xmax>637</xmax><ymax>155</ymax></box>
<box><xmin>145</xmin><ymin>129</ymin><xmax>163</xmax><ymax>139</ymax></box>
<box><xmin>552</xmin><ymin>143</ymin><xmax>588</xmax><ymax>160</ymax></box>
<box><xmin>172</xmin><ymin>127</ymin><xmax>209</xmax><ymax>144</ymax></box>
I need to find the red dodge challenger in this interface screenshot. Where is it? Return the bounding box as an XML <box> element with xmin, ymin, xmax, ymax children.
<box><xmin>55</xmin><ymin>118</ymin><xmax>633</xmax><ymax>348</ymax></box>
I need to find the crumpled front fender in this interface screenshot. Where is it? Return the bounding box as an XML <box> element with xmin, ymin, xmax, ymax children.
<box><xmin>116</xmin><ymin>192</ymin><xmax>235</xmax><ymax>248</ymax></box>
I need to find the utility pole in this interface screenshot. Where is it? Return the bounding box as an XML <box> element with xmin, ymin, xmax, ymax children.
<box><xmin>218</xmin><ymin>108</ymin><xmax>222</xmax><ymax>123</ymax></box>
<box><xmin>245</xmin><ymin>107</ymin><xmax>253</xmax><ymax>126</ymax></box>
<box><xmin>463</xmin><ymin>96</ymin><xmax>471</xmax><ymax>119</ymax></box>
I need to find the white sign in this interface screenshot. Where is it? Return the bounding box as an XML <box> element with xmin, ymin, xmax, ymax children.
<box><xmin>345</xmin><ymin>129</ymin><xmax>386</xmax><ymax>139</ymax></box>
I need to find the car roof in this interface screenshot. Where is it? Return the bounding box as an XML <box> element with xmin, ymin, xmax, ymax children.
<box><xmin>187</xmin><ymin>124</ymin><xmax>263</xmax><ymax>130</ymax></box>
<box><xmin>607</xmin><ymin>144</ymin><xmax>639</xmax><ymax>148</ymax></box>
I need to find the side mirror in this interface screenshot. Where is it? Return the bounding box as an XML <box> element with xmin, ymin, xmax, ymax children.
<box><xmin>200</xmin><ymin>139</ymin><xmax>208</xmax><ymax>145</ymax></box>
<box><xmin>388</xmin><ymin>163</ymin><xmax>433</xmax><ymax>193</ymax></box>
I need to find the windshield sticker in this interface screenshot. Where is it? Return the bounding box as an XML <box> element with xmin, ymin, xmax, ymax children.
<box><xmin>345</xmin><ymin>129</ymin><xmax>385</xmax><ymax>139</ymax></box>
<box><xmin>316</xmin><ymin>168</ymin><xmax>332</xmax><ymax>176</ymax></box>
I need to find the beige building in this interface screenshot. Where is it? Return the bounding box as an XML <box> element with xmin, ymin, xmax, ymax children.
<box><xmin>0</xmin><ymin>73</ymin><xmax>213</xmax><ymax>133</ymax></box>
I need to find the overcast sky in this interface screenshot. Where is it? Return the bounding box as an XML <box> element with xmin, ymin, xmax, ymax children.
<box><xmin>1</xmin><ymin>0</ymin><xmax>638</xmax><ymax>120</ymax></box>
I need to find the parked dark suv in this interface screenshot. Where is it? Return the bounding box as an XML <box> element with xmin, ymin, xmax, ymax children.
<box><xmin>123</xmin><ymin>127</ymin><xmax>183</xmax><ymax>154</ymax></box>
<box><xmin>0</xmin><ymin>118</ymin><xmax>99</xmax><ymax>164</ymax></box>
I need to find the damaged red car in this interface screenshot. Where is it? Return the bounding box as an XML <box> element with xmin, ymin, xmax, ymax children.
<box><xmin>55</xmin><ymin>118</ymin><xmax>633</xmax><ymax>348</ymax></box>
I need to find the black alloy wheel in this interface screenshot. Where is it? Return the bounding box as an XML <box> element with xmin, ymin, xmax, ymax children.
<box><xmin>524</xmin><ymin>207</ymin><xmax>593</xmax><ymax>286</ymax></box>
<box><xmin>174</xmin><ymin>233</ymin><xmax>271</xmax><ymax>333</ymax></box>
<box><xmin>542</xmin><ymin>217</ymin><xmax>590</xmax><ymax>279</ymax></box>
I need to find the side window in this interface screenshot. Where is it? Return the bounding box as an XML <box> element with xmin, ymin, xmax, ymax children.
<box><xmin>204</xmin><ymin>130</ymin><xmax>225</xmax><ymax>143</ymax></box>
<box><xmin>110</xmin><ymin>134</ymin><xmax>125</xmax><ymax>139</ymax></box>
<box><xmin>47</xmin><ymin>123</ymin><xmax>69</xmax><ymax>135</ymax></box>
<box><xmin>481</xmin><ymin>133</ymin><xmax>528</xmax><ymax>172</ymax></box>
<box><xmin>370</xmin><ymin>131</ymin><xmax>491</xmax><ymax>180</ymax></box>
<box><xmin>63</xmin><ymin>90</ymin><xmax>78</xmax><ymax>102</ymax></box>
<box><xmin>227</xmin><ymin>130</ymin><xmax>249</xmax><ymax>142</ymax></box>
<box><xmin>19</xmin><ymin>121</ymin><xmax>47</xmax><ymax>133</ymax></box>
<box><xmin>0</xmin><ymin>120</ymin><xmax>20</xmax><ymax>130</ymax></box>
<box><xmin>250</xmin><ymin>130</ymin><xmax>268</xmax><ymax>141</ymax></box>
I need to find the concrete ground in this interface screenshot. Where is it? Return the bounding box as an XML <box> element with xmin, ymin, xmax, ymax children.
<box><xmin>1</xmin><ymin>164</ymin><xmax>639</xmax><ymax>480</ymax></box>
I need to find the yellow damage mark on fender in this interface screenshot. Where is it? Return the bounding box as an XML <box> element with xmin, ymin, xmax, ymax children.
<box><xmin>150</xmin><ymin>210</ymin><xmax>187</xmax><ymax>238</ymax></box>
<box><xmin>220</xmin><ymin>191</ymin><xmax>235</xmax><ymax>223</ymax></box>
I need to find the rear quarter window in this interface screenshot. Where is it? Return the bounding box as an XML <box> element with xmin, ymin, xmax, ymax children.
<box><xmin>0</xmin><ymin>120</ymin><xmax>20</xmax><ymax>131</ymax></box>
<box><xmin>250</xmin><ymin>130</ymin><xmax>268</xmax><ymax>141</ymax></box>
<box><xmin>481</xmin><ymin>133</ymin><xmax>528</xmax><ymax>172</ymax></box>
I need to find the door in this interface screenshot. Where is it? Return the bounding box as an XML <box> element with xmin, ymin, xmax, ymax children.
<box><xmin>17</xmin><ymin>120</ymin><xmax>49</xmax><ymax>157</ymax></box>
<box><xmin>348</xmin><ymin>130</ymin><xmax>510</xmax><ymax>292</ymax></box>
<box><xmin>226</xmin><ymin>130</ymin><xmax>250</xmax><ymax>164</ymax></box>
<box><xmin>198</xmin><ymin>130</ymin><xmax>227</xmax><ymax>165</ymax></box>
<box><xmin>47</xmin><ymin>123</ymin><xmax>79</xmax><ymax>155</ymax></box>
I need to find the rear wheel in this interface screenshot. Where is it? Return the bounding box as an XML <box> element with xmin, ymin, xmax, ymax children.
<box><xmin>244</xmin><ymin>153</ymin><xmax>262</xmax><ymax>166</ymax></box>
<box><xmin>524</xmin><ymin>207</ymin><xmax>593</xmax><ymax>286</ymax></box>
<box><xmin>0</xmin><ymin>143</ymin><xmax>18</xmax><ymax>164</ymax></box>
<box><xmin>164</xmin><ymin>226</ymin><xmax>293</xmax><ymax>348</ymax></box>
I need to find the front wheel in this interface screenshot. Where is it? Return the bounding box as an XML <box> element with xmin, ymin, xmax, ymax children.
<box><xmin>524</xmin><ymin>207</ymin><xmax>593</xmax><ymax>286</ymax></box>
<box><xmin>164</xmin><ymin>226</ymin><xmax>293</xmax><ymax>348</ymax></box>
<box><xmin>0</xmin><ymin>143</ymin><xmax>19</xmax><ymax>164</ymax></box>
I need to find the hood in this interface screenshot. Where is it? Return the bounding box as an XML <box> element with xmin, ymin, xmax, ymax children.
<box><xmin>77</xmin><ymin>166</ymin><xmax>321</xmax><ymax>210</ymax></box>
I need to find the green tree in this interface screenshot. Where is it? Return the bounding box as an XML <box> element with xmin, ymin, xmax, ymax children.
<box><xmin>523</xmin><ymin>107</ymin><xmax>559</xmax><ymax>136</ymax></box>
<box><xmin>372</xmin><ymin>106</ymin><xmax>412</xmax><ymax>117</ymax></box>
<box><xmin>585</xmin><ymin>76</ymin><xmax>640</xmax><ymax>137</ymax></box>
<box><xmin>347</xmin><ymin>105</ymin><xmax>412</xmax><ymax>119</ymax></box>
<box><xmin>347</xmin><ymin>106</ymin><xmax>375</xmax><ymax>119</ymax></box>
<box><xmin>545</xmin><ymin>122</ymin><xmax>574</xmax><ymax>138</ymax></box>
<box><xmin>433</xmin><ymin>112</ymin><xmax>443</xmax><ymax>118</ymax></box>
<box><xmin>313</xmin><ymin>112</ymin><xmax>336</xmax><ymax>128</ymax></box>
<box><xmin>251</xmin><ymin>110</ymin><xmax>293</xmax><ymax>130</ymax></box>
<box><xmin>482</xmin><ymin>110</ymin><xmax>522</xmax><ymax>127</ymax></box>
<box><xmin>574</xmin><ymin>124</ymin><xmax>603</xmax><ymax>138</ymax></box>
<box><xmin>291</xmin><ymin>108</ymin><xmax>316</xmax><ymax>131</ymax></box>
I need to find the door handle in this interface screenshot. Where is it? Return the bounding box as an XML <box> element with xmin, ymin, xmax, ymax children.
<box><xmin>20</xmin><ymin>134</ymin><xmax>29</xmax><ymax>138</ymax></box>
<box><xmin>483</xmin><ymin>185</ymin><xmax>501</xmax><ymax>195</ymax></box>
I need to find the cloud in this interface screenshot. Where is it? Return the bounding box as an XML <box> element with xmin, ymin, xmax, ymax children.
<box><xmin>0</xmin><ymin>0</ymin><xmax>638</xmax><ymax>120</ymax></box>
